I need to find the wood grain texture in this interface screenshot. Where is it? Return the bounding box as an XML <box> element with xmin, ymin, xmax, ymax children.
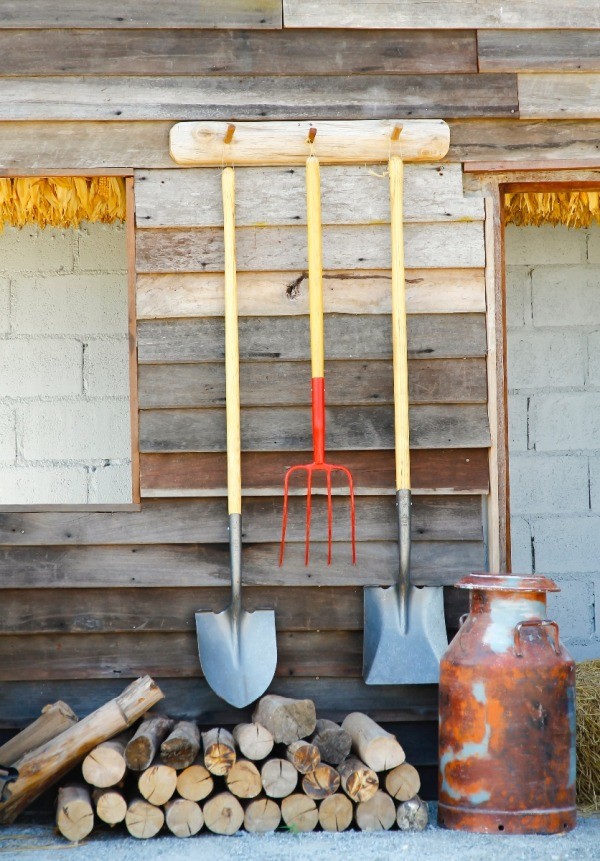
<box><xmin>0</xmin><ymin>29</ymin><xmax>477</xmax><ymax>76</ymax></box>
<box><xmin>448</xmin><ymin>119</ymin><xmax>600</xmax><ymax>163</ymax></box>
<box><xmin>519</xmin><ymin>74</ymin><xmax>600</xmax><ymax>119</ymax></box>
<box><xmin>478</xmin><ymin>30</ymin><xmax>600</xmax><ymax>73</ymax></box>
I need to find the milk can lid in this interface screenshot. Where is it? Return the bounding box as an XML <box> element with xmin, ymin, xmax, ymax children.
<box><xmin>457</xmin><ymin>572</ymin><xmax>559</xmax><ymax>592</ymax></box>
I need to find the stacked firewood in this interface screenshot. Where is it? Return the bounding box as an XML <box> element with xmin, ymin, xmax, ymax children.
<box><xmin>55</xmin><ymin>694</ymin><xmax>429</xmax><ymax>841</ymax></box>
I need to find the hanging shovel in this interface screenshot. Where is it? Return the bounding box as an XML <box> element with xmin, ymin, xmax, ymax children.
<box><xmin>363</xmin><ymin>155</ymin><xmax>447</xmax><ymax>685</ymax></box>
<box><xmin>195</xmin><ymin>165</ymin><xmax>277</xmax><ymax>708</ymax></box>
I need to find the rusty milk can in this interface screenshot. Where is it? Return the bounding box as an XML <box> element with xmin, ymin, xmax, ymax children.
<box><xmin>438</xmin><ymin>573</ymin><xmax>576</xmax><ymax>834</ymax></box>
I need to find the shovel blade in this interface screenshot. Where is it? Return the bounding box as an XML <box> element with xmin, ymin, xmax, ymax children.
<box><xmin>195</xmin><ymin>607</ymin><xmax>277</xmax><ymax>709</ymax></box>
<box><xmin>363</xmin><ymin>585</ymin><xmax>447</xmax><ymax>685</ymax></box>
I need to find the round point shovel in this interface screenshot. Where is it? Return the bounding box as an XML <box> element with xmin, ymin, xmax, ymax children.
<box><xmin>363</xmin><ymin>155</ymin><xmax>447</xmax><ymax>685</ymax></box>
<box><xmin>195</xmin><ymin>166</ymin><xmax>277</xmax><ymax>708</ymax></box>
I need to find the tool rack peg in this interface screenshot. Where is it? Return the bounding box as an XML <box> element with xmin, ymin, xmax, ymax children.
<box><xmin>307</xmin><ymin>127</ymin><xmax>317</xmax><ymax>145</ymax></box>
<box><xmin>224</xmin><ymin>124</ymin><xmax>236</xmax><ymax>145</ymax></box>
<box><xmin>391</xmin><ymin>125</ymin><xmax>403</xmax><ymax>142</ymax></box>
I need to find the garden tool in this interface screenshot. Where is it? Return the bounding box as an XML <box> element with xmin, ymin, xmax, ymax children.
<box><xmin>363</xmin><ymin>155</ymin><xmax>447</xmax><ymax>685</ymax></box>
<box><xmin>196</xmin><ymin>166</ymin><xmax>277</xmax><ymax>708</ymax></box>
<box><xmin>279</xmin><ymin>153</ymin><xmax>356</xmax><ymax>567</ymax></box>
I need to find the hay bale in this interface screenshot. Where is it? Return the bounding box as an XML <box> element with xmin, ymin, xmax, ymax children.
<box><xmin>576</xmin><ymin>660</ymin><xmax>600</xmax><ymax>812</ymax></box>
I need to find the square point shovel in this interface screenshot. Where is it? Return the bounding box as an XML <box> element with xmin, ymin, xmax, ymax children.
<box><xmin>363</xmin><ymin>155</ymin><xmax>447</xmax><ymax>685</ymax></box>
<box><xmin>195</xmin><ymin>166</ymin><xmax>277</xmax><ymax>708</ymax></box>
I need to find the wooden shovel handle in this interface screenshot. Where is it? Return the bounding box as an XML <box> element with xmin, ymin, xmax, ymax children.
<box><xmin>306</xmin><ymin>155</ymin><xmax>324</xmax><ymax>379</ymax></box>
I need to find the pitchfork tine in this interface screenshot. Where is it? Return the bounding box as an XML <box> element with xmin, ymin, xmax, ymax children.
<box><xmin>305</xmin><ymin>469</ymin><xmax>313</xmax><ymax>566</ymax></box>
<box><xmin>326</xmin><ymin>469</ymin><xmax>333</xmax><ymax>565</ymax></box>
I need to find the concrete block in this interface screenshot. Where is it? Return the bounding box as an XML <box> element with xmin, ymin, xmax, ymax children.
<box><xmin>531</xmin><ymin>265</ymin><xmax>600</xmax><ymax>326</ymax></box>
<box><xmin>506</xmin><ymin>330</ymin><xmax>585</xmax><ymax>389</ymax></box>
<box><xmin>509</xmin><ymin>453</ymin><xmax>589</xmax><ymax>515</ymax></box>
<box><xmin>505</xmin><ymin>224</ymin><xmax>585</xmax><ymax>266</ymax></box>
<box><xmin>0</xmin><ymin>226</ymin><xmax>73</xmax><ymax>273</ymax></box>
<box><xmin>530</xmin><ymin>393</ymin><xmax>600</xmax><ymax>451</ymax></box>
<box><xmin>85</xmin><ymin>338</ymin><xmax>130</xmax><ymax>397</ymax></box>
<box><xmin>546</xmin><ymin>576</ymin><xmax>595</xmax><ymax>639</ymax></box>
<box><xmin>533</xmin><ymin>516</ymin><xmax>600</xmax><ymax>573</ymax></box>
<box><xmin>20</xmin><ymin>400</ymin><xmax>132</xmax><ymax>461</ymax></box>
<box><xmin>505</xmin><ymin>266</ymin><xmax>529</xmax><ymax>328</ymax></box>
<box><xmin>0</xmin><ymin>465</ymin><xmax>87</xmax><ymax>504</ymax></box>
<box><xmin>587</xmin><ymin>456</ymin><xmax>600</xmax><ymax>512</ymax></box>
<box><xmin>586</xmin><ymin>329</ymin><xmax>600</xmax><ymax>385</ymax></box>
<box><xmin>77</xmin><ymin>223</ymin><xmax>127</xmax><ymax>271</ymax></box>
<box><xmin>561</xmin><ymin>637</ymin><xmax>600</xmax><ymax>661</ymax></box>
<box><xmin>88</xmin><ymin>462</ymin><xmax>133</xmax><ymax>503</ymax></box>
<box><xmin>509</xmin><ymin>515</ymin><xmax>533</xmax><ymax>574</ymax></box>
<box><xmin>0</xmin><ymin>278</ymin><xmax>9</xmax><ymax>333</ymax></box>
<box><xmin>11</xmin><ymin>273</ymin><xmax>128</xmax><ymax>335</ymax></box>
<box><xmin>0</xmin><ymin>406</ymin><xmax>15</xmax><ymax>463</ymax></box>
<box><xmin>0</xmin><ymin>339</ymin><xmax>82</xmax><ymax>397</ymax></box>
<box><xmin>585</xmin><ymin>222</ymin><xmax>600</xmax><ymax>263</ymax></box>
<box><xmin>507</xmin><ymin>394</ymin><xmax>528</xmax><ymax>452</ymax></box>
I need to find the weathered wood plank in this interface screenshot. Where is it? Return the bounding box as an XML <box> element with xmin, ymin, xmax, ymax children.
<box><xmin>0</xmin><ymin>75</ymin><xmax>518</xmax><ymax>121</ymax></box>
<box><xmin>0</xmin><ymin>2</ymin><xmax>282</xmax><ymax>28</ymax></box>
<box><xmin>138</xmin><ymin>359</ymin><xmax>488</xmax><ymax>409</ymax></box>
<box><xmin>0</xmin><ymin>541</ymin><xmax>484</xmax><ymax>587</ymax></box>
<box><xmin>448</xmin><ymin>119</ymin><xmax>600</xmax><ymax>163</ymax></box>
<box><xmin>137</xmin><ymin>315</ymin><xmax>487</xmax><ymax>363</ymax></box>
<box><xmin>0</xmin><ymin>496</ymin><xmax>482</xmax><ymax>545</ymax></box>
<box><xmin>519</xmin><ymin>74</ymin><xmax>600</xmax><ymax>119</ymax></box>
<box><xmin>140</xmin><ymin>404</ymin><xmax>490</xmax><ymax>452</ymax></box>
<box><xmin>139</xmin><ymin>449</ymin><xmax>490</xmax><ymax>496</ymax></box>
<box><xmin>136</xmin><ymin>270</ymin><xmax>487</xmax><ymax>319</ymax></box>
<box><xmin>135</xmin><ymin>164</ymin><xmax>483</xmax><ymax>227</ymax></box>
<box><xmin>478</xmin><ymin>30</ymin><xmax>600</xmax><ymax>73</ymax></box>
<box><xmin>0</xmin><ymin>29</ymin><xmax>476</xmax><ymax>76</ymax></box>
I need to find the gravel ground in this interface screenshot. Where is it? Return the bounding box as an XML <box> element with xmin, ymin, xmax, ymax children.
<box><xmin>1</xmin><ymin>808</ymin><xmax>599</xmax><ymax>861</ymax></box>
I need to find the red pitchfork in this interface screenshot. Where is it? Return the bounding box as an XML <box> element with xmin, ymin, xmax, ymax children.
<box><xmin>279</xmin><ymin>149</ymin><xmax>357</xmax><ymax>567</ymax></box>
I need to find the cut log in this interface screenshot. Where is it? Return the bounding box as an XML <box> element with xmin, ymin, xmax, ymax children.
<box><xmin>281</xmin><ymin>793</ymin><xmax>318</xmax><ymax>832</ymax></box>
<box><xmin>138</xmin><ymin>761</ymin><xmax>177</xmax><ymax>806</ymax></box>
<box><xmin>203</xmin><ymin>791</ymin><xmax>244</xmax><ymax>835</ymax></box>
<box><xmin>286</xmin><ymin>740</ymin><xmax>320</xmax><ymax>774</ymax></box>
<box><xmin>176</xmin><ymin>761</ymin><xmax>214</xmax><ymax>802</ymax></box>
<box><xmin>0</xmin><ymin>676</ymin><xmax>164</xmax><ymax>825</ymax></box>
<box><xmin>125</xmin><ymin>797</ymin><xmax>164</xmax><ymax>839</ymax></box>
<box><xmin>356</xmin><ymin>789</ymin><xmax>396</xmax><ymax>832</ymax></box>
<box><xmin>56</xmin><ymin>785</ymin><xmax>94</xmax><ymax>843</ymax></box>
<box><xmin>164</xmin><ymin>798</ymin><xmax>204</xmax><ymax>837</ymax></box>
<box><xmin>396</xmin><ymin>795</ymin><xmax>429</xmax><ymax>831</ymax></box>
<box><xmin>202</xmin><ymin>727</ymin><xmax>236</xmax><ymax>776</ymax></box>
<box><xmin>82</xmin><ymin>737</ymin><xmax>127</xmax><ymax>788</ymax></box>
<box><xmin>260</xmin><ymin>758</ymin><xmax>298</xmax><ymax>798</ymax></box>
<box><xmin>92</xmin><ymin>788</ymin><xmax>127</xmax><ymax>826</ymax></box>
<box><xmin>125</xmin><ymin>714</ymin><xmax>174</xmax><ymax>772</ymax></box>
<box><xmin>385</xmin><ymin>762</ymin><xmax>421</xmax><ymax>802</ymax></box>
<box><xmin>311</xmin><ymin>719</ymin><xmax>352</xmax><ymax>766</ymax></box>
<box><xmin>160</xmin><ymin>721</ymin><xmax>200</xmax><ymax>770</ymax></box>
<box><xmin>225</xmin><ymin>759</ymin><xmax>262</xmax><ymax>799</ymax></box>
<box><xmin>338</xmin><ymin>756</ymin><xmax>379</xmax><ymax>803</ymax></box>
<box><xmin>302</xmin><ymin>765</ymin><xmax>340</xmax><ymax>799</ymax></box>
<box><xmin>252</xmin><ymin>695</ymin><xmax>316</xmax><ymax>744</ymax></box>
<box><xmin>318</xmin><ymin>792</ymin><xmax>353</xmax><ymax>832</ymax></box>
<box><xmin>341</xmin><ymin>713</ymin><xmax>405</xmax><ymax>772</ymax></box>
<box><xmin>232</xmin><ymin>722</ymin><xmax>274</xmax><ymax>761</ymax></box>
<box><xmin>0</xmin><ymin>701</ymin><xmax>78</xmax><ymax>766</ymax></box>
<box><xmin>244</xmin><ymin>797</ymin><xmax>282</xmax><ymax>833</ymax></box>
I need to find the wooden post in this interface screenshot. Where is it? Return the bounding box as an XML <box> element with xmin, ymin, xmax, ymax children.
<box><xmin>396</xmin><ymin>795</ymin><xmax>429</xmax><ymax>831</ymax></box>
<box><xmin>338</xmin><ymin>756</ymin><xmax>379</xmax><ymax>802</ymax></box>
<box><xmin>125</xmin><ymin>797</ymin><xmax>164</xmax><ymax>839</ymax></box>
<box><xmin>253</xmin><ymin>695</ymin><xmax>316</xmax><ymax>744</ymax></box>
<box><xmin>286</xmin><ymin>740</ymin><xmax>320</xmax><ymax>774</ymax></box>
<box><xmin>202</xmin><ymin>727</ymin><xmax>236</xmax><ymax>776</ymax></box>
<box><xmin>281</xmin><ymin>794</ymin><xmax>318</xmax><ymax>832</ymax></box>
<box><xmin>302</xmin><ymin>765</ymin><xmax>340</xmax><ymax>799</ymax></box>
<box><xmin>203</xmin><ymin>791</ymin><xmax>244</xmax><ymax>835</ymax></box>
<box><xmin>318</xmin><ymin>793</ymin><xmax>353</xmax><ymax>832</ymax></box>
<box><xmin>164</xmin><ymin>798</ymin><xmax>204</xmax><ymax>837</ymax></box>
<box><xmin>311</xmin><ymin>719</ymin><xmax>352</xmax><ymax>765</ymax></box>
<box><xmin>176</xmin><ymin>761</ymin><xmax>214</xmax><ymax>802</ymax></box>
<box><xmin>260</xmin><ymin>758</ymin><xmax>298</xmax><ymax>798</ymax></box>
<box><xmin>92</xmin><ymin>788</ymin><xmax>127</xmax><ymax>826</ymax></box>
<box><xmin>82</xmin><ymin>738</ymin><xmax>128</xmax><ymax>788</ymax></box>
<box><xmin>160</xmin><ymin>721</ymin><xmax>200</xmax><ymax>770</ymax></box>
<box><xmin>232</xmin><ymin>723</ymin><xmax>274</xmax><ymax>761</ymax></box>
<box><xmin>225</xmin><ymin>759</ymin><xmax>262</xmax><ymax>799</ymax></box>
<box><xmin>125</xmin><ymin>714</ymin><xmax>174</xmax><ymax>772</ymax></box>
<box><xmin>356</xmin><ymin>789</ymin><xmax>396</xmax><ymax>831</ymax></box>
<box><xmin>138</xmin><ymin>761</ymin><xmax>177</xmax><ymax>806</ymax></box>
<box><xmin>244</xmin><ymin>797</ymin><xmax>281</xmax><ymax>833</ymax></box>
<box><xmin>385</xmin><ymin>762</ymin><xmax>421</xmax><ymax>801</ymax></box>
<box><xmin>56</xmin><ymin>785</ymin><xmax>94</xmax><ymax>843</ymax></box>
<box><xmin>0</xmin><ymin>702</ymin><xmax>78</xmax><ymax>766</ymax></box>
<box><xmin>341</xmin><ymin>713</ymin><xmax>405</xmax><ymax>771</ymax></box>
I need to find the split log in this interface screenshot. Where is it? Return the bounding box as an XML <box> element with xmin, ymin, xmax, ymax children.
<box><xmin>311</xmin><ymin>719</ymin><xmax>352</xmax><ymax>766</ymax></box>
<box><xmin>281</xmin><ymin>793</ymin><xmax>318</xmax><ymax>832</ymax></box>
<box><xmin>318</xmin><ymin>792</ymin><xmax>353</xmax><ymax>832</ymax></box>
<box><xmin>253</xmin><ymin>695</ymin><xmax>316</xmax><ymax>744</ymax></box>
<box><xmin>225</xmin><ymin>759</ymin><xmax>262</xmax><ymax>799</ymax></box>
<box><xmin>232</xmin><ymin>722</ymin><xmax>274</xmax><ymax>761</ymax></box>
<box><xmin>341</xmin><ymin>713</ymin><xmax>405</xmax><ymax>771</ymax></box>
<box><xmin>396</xmin><ymin>795</ymin><xmax>429</xmax><ymax>831</ymax></box>
<box><xmin>176</xmin><ymin>761</ymin><xmax>214</xmax><ymax>802</ymax></box>
<box><xmin>202</xmin><ymin>727</ymin><xmax>236</xmax><ymax>776</ymax></box>
<box><xmin>356</xmin><ymin>789</ymin><xmax>396</xmax><ymax>832</ymax></box>
<box><xmin>286</xmin><ymin>740</ymin><xmax>320</xmax><ymax>774</ymax></box>
<box><xmin>138</xmin><ymin>761</ymin><xmax>177</xmax><ymax>806</ymax></box>
<box><xmin>56</xmin><ymin>785</ymin><xmax>94</xmax><ymax>843</ymax></box>
<box><xmin>92</xmin><ymin>788</ymin><xmax>127</xmax><ymax>826</ymax></box>
<box><xmin>244</xmin><ymin>797</ymin><xmax>282</xmax><ymax>833</ymax></box>
<box><xmin>125</xmin><ymin>714</ymin><xmax>174</xmax><ymax>772</ymax></box>
<box><xmin>164</xmin><ymin>798</ymin><xmax>204</xmax><ymax>837</ymax></box>
<box><xmin>260</xmin><ymin>758</ymin><xmax>298</xmax><ymax>798</ymax></box>
<box><xmin>82</xmin><ymin>737</ymin><xmax>127</xmax><ymax>788</ymax></box>
<box><xmin>385</xmin><ymin>762</ymin><xmax>421</xmax><ymax>802</ymax></box>
<box><xmin>125</xmin><ymin>797</ymin><xmax>164</xmax><ymax>839</ymax></box>
<box><xmin>302</xmin><ymin>765</ymin><xmax>340</xmax><ymax>799</ymax></box>
<box><xmin>0</xmin><ymin>702</ymin><xmax>78</xmax><ymax>766</ymax></box>
<box><xmin>338</xmin><ymin>756</ymin><xmax>378</xmax><ymax>802</ymax></box>
<box><xmin>160</xmin><ymin>721</ymin><xmax>200</xmax><ymax>770</ymax></box>
<box><xmin>0</xmin><ymin>676</ymin><xmax>164</xmax><ymax>825</ymax></box>
<box><xmin>203</xmin><ymin>791</ymin><xmax>244</xmax><ymax>835</ymax></box>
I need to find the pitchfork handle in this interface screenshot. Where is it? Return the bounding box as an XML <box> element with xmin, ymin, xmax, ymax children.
<box><xmin>306</xmin><ymin>155</ymin><xmax>325</xmax><ymax>380</ymax></box>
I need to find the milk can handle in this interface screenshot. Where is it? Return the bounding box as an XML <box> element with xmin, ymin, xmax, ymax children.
<box><xmin>514</xmin><ymin>619</ymin><xmax>560</xmax><ymax>657</ymax></box>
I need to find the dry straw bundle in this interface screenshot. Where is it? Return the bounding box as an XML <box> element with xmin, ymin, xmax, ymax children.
<box><xmin>0</xmin><ymin>176</ymin><xmax>126</xmax><ymax>230</ymax></box>
<box><xmin>576</xmin><ymin>660</ymin><xmax>600</xmax><ymax>812</ymax></box>
<box><xmin>505</xmin><ymin>190</ymin><xmax>600</xmax><ymax>229</ymax></box>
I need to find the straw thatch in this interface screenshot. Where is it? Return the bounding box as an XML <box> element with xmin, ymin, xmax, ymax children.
<box><xmin>0</xmin><ymin>177</ymin><xmax>126</xmax><ymax>230</ymax></box>
<box><xmin>505</xmin><ymin>190</ymin><xmax>600</xmax><ymax>229</ymax></box>
<box><xmin>576</xmin><ymin>660</ymin><xmax>600</xmax><ymax>812</ymax></box>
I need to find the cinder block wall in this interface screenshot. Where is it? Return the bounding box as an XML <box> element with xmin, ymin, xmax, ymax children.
<box><xmin>506</xmin><ymin>223</ymin><xmax>600</xmax><ymax>659</ymax></box>
<box><xmin>0</xmin><ymin>223</ymin><xmax>132</xmax><ymax>504</ymax></box>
